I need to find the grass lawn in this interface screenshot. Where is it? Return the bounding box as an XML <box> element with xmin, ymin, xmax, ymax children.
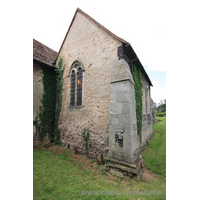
<box><xmin>143</xmin><ymin>117</ymin><xmax>166</xmax><ymax>177</ymax></box>
<box><xmin>33</xmin><ymin>117</ymin><xmax>166</xmax><ymax>200</ymax></box>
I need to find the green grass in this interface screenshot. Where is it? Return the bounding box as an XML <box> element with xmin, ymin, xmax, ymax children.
<box><xmin>143</xmin><ymin>117</ymin><xmax>166</xmax><ymax>177</ymax></box>
<box><xmin>33</xmin><ymin>117</ymin><xmax>166</xmax><ymax>200</ymax></box>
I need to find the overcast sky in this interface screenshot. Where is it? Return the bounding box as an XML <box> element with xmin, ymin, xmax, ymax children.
<box><xmin>32</xmin><ymin>0</ymin><xmax>199</xmax><ymax>104</ymax></box>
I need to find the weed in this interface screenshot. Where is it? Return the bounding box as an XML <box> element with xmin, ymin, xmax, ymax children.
<box><xmin>116</xmin><ymin>177</ymin><xmax>122</xmax><ymax>183</ymax></box>
<box><xmin>44</xmin><ymin>151</ymin><xmax>51</xmax><ymax>156</ymax></box>
<box><xmin>104</xmin><ymin>153</ymin><xmax>110</xmax><ymax>164</ymax></box>
<box><xmin>96</xmin><ymin>164</ymin><xmax>100</xmax><ymax>170</ymax></box>
<box><xmin>82</xmin><ymin>126</ymin><xmax>92</xmax><ymax>156</ymax></box>
<box><xmin>99</xmin><ymin>165</ymin><xmax>106</xmax><ymax>175</ymax></box>
<box><xmin>90</xmin><ymin>159</ymin><xmax>95</xmax><ymax>163</ymax></box>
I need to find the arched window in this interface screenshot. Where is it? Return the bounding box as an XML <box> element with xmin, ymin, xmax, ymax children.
<box><xmin>69</xmin><ymin>61</ymin><xmax>84</xmax><ymax>106</ymax></box>
<box><xmin>77</xmin><ymin>68</ymin><xmax>82</xmax><ymax>106</ymax></box>
<box><xmin>70</xmin><ymin>70</ymin><xmax>76</xmax><ymax>106</ymax></box>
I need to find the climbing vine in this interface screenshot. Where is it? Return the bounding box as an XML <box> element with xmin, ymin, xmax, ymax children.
<box><xmin>33</xmin><ymin>66</ymin><xmax>55</xmax><ymax>142</ymax></box>
<box><xmin>132</xmin><ymin>63</ymin><xmax>143</xmax><ymax>144</ymax></box>
<box><xmin>54</xmin><ymin>58</ymin><xmax>65</xmax><ymax>144</ymax></box>
<box><xmin>33</xmin><ymin>58</ymin><xmax>64</xmax><ymax>144</ymax></box>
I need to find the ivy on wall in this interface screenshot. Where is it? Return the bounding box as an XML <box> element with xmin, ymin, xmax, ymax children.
<box><xmin>132</xmin><ymin>63</ymin><xmax>143</xmax><ymax>144</ymax></box>
<box><xmin>33</xmin><ymin>58</ymin><xmax>64</xmax><ymax>144</ymax></box>
<box><xmin>54</xmin><ymin>58</ymin><xmax>65</xmax><ymax>144</ymax></box>
<box><xmin>33</xmin><ymin>66</ymin><xmax>55</xmax><ymax>142</ymax></box>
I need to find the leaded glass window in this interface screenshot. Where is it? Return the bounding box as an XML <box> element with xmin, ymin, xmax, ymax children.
<box><xmin>70</xmin><ymin>70</ymin><xmax>76</xmax><ymax>106</ymax></box>
<box><xmin>69</xmin><ymin>61</ymin><xmax>84</xmax><ymax>106</ymax></box>
<box><xmin>77</xmin><ymin>68</ymin><xmax>82</xmax><ymax>106</ymax></box>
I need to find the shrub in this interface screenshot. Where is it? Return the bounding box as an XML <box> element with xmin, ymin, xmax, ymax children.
<box><xmin>156</xmin><ymin>112</ymin><xmax>166</xmax><ymax>117</ymax></box>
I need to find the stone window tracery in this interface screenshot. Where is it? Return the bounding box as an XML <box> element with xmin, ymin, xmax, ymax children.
<box><xmin>69</xmin><ymin>61</ymin><xmax>84</xmax><ymax>106</ymax></box>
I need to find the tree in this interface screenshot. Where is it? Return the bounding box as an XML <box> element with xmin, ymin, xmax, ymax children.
<box><xmin>155</xmin><ymin>99</ymin><xmax>166</xmax><ymax>113</ymax></box>
<box><xmin>159</xmin><ymin>99</ymin><xmax>163</xmax><ymax>105</ymax></box>
<box><xmin>154</xmin><ymin>102</ymin><xmax>157</xmax><ymax>109</ymax></box>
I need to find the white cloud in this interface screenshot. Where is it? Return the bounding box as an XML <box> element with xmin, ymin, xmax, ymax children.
<box><xmin>152</xmin><ymin>80</ymin><xmax>159</xmax><ymax>87</ymax></box>
<box><xmin>146</xmin><ymin>64</ymin><xmax>166</xmax><ymax>72</ymax></box>
<box><xmin>151</xmin><ymin>87</ymin><xmax>166</xmax><ymax>104</ymax></box>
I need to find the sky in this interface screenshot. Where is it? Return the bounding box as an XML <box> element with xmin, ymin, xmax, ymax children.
<box><xmin>31</xmin><ymin>0</ymin><xmax>199</xmax><ymax>105</ymax></box>
<box><xmin>31</xmin><ymin>0</ymin><xmax>170</xmax><ymax>104</ymax></box>
<box><xmin>31</xmin><ymin>0</ymin><xmax>200</xmax><ymax>103</ymax></box>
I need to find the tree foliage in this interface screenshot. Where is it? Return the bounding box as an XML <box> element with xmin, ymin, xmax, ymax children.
<box><xmin>156</xmin><ymin>104</ymin><xmax>166</xmax><ymax>113</ymax></box>
<box><xmin>155</xmin><ymin>99</ymin><xmax>166</xmax><ymax>113</ymax></box>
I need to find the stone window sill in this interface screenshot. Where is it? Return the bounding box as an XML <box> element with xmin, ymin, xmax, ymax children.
<box><xmin>68</xmin><ymin>105</ymin><xmax>84</xmax><ymax>110</ymax></box>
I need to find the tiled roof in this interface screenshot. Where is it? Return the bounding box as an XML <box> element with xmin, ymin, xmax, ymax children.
<box><xmin>33</xmin><ymin>39</ymin><xmax>57</xmax><ymax>67</ymax></box>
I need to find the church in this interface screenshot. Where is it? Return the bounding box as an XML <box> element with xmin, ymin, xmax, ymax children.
<box><xmin>33</xmin><ymin>8</ymin><xmax>156</xmax><ymax>179</ymax></box>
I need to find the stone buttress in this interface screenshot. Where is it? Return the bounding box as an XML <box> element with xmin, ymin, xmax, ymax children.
<box><xmin>107</xmin><ymin>59</ymin><xmax>144</xmax><ymax>180</ymax></box>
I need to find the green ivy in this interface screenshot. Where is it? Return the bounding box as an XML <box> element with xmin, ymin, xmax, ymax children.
<box><xmin>54</xmin><ymin>58</ymin><xmax>65</xmax><ymax>144</ymax></box>
<box><xmin>33</xmin><ymin>66</ymin><xmax>55</xmax><ymax>142</ymax></box>
<box><xmin>33</xmin><ymin>58</ymin><xmax>64</xmax><ymax>144</ymax></box>
<box><xmin>132</xmin><ymin>63</ymin><xmax>143</xmax><ymax>144</ymax></box>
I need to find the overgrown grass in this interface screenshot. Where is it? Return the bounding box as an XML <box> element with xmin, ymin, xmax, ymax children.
<box><xmin>33</xmin><ymin>117</ymin><xmax>166</xmax><ymax>200</ymax></box>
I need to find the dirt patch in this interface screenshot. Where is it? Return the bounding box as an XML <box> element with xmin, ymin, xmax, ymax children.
<box><xmin>71</xmin><ymin>153</ymin><xmax>97</xmax><ymax>170</ymax></box>
<box><xmin>155</xmin><ymin>130</ymin><xmax>163</xmax><ymax>134</ymax></box>
<box><xmin>142</xmin><ymin>166</ymin><xmax>156</xmax><ymax>181</ymax></box>
<box><xmin>33</xmin><ymin>142</ymin><xmax>98</xmax><ymax>170</ymax></box>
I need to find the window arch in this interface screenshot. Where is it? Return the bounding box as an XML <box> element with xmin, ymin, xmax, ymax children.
<box><xmin>69</xmin><ymin>61</ymin><xmax>84</xmax><ymax>106</ymax></box>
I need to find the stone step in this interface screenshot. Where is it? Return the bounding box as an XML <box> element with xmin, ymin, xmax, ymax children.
<box><xmin>108</xmin><ymin>157</ymin><xmax>137</xmax><ymax>168</ymax></box>
<box><xmin>107</xmin><ymin>162</ymin><xmax>138</xmax><ymax>175</ymax></box>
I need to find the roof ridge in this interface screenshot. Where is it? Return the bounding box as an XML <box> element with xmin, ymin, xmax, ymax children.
<box><xmin>77</xmin><ymin>8</ymin><xmax>129</xmax><ymax>44</ymax></box>
<box><xmin>55</xmin><ymin>8</ymin><xmax>129</xmax><ymax>62</ymax></box>
<box><xmin>33</xmin><ymin>39</ymin><xmax>57</xmax><ymax>54</ymax></box>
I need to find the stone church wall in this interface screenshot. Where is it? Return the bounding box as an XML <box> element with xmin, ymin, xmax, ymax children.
<box><xmin>141</xmin><ymin>74</ymin><xmax>153</xmax><ymax>143</ymax></box>
<box><xmin>150</xmin><ymin>98</ymin><xmax>156</xmax><ymax>122</ymax></box>
<box><xmin>33</xmin><ymin>61</ymin><xmax>44</xmax><ymax>137</ymax></box>
<box><xmin>57</xmin><ymin>11</ymin><xmax>122</xmax><ymax>157</ymax></box>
